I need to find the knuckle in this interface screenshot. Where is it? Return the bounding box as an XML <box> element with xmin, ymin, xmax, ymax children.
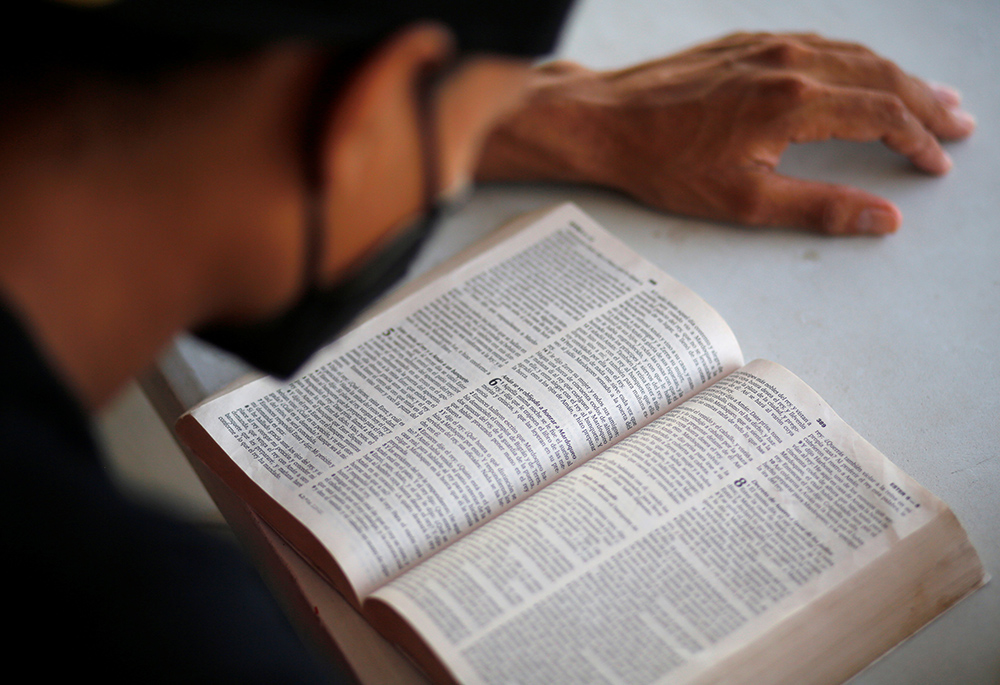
<box><xmin>725</xmin><ymin>176</ymin><xmax>772</xmax><ymax>226</ymax></box>
<box><xmin>843</xmin><ymin>39</ymin><xmax>874</xmax><ymax>55</ymax></box>
<box><xmin>877</xmin><ymin>60</ymin><xmax>907</xmax><ymax>91</ymax></box>
<box><xmin>753</xmin><ymin>39</ymin><xmax>811</xmax><ymax>68</ymax></box>
<box><xmin>877</xmin><ymin>93</ymin><xmax>909</xmax><ymax>125</ymax></box>
<box><xmin>755</xmin><ymin>73</ymin><xmax>816</xmax><ymax>104</ymax></box>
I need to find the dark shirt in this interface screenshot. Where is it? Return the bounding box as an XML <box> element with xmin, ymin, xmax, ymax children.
<box><xmin>0</xmin><ymin>302</ymin><xmax>339</xmax><ymax>682</ymax></box>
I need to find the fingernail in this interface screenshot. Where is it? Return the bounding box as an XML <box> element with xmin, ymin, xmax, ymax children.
<box><xmin>938</xmin><ymin>150</ymin><xmax>954</xmax><ymax>174</ymax></box>
<box><xmin>930</xmin><ymin>82</ymin><xmax>962</xmax><ymax>107</ymax></box>
<box><xmin>854</xmin><ymin>208</ymin><xmax>900</xmax><ymax>234</ymax></box>
<box><xmin>953</xmin><ymin>109</ymin><xmax>977</xmax><ymax>133</ymax></box>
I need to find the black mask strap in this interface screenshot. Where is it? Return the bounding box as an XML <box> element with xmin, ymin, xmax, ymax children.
<box><xmin>298</xmin><ymin>43</ymin><xmax>373</xmax><ymax>291</ymax></box>
<box><xmin>300</xmin><ymin>48</ymin><xmax>452</xmax><ymax>292</ymax></box>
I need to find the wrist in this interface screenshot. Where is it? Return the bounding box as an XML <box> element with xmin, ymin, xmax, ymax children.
<box><xmin>474</xmin><ymin>62</ymin><xmax>616</xmax><ymax>187</ymax></box>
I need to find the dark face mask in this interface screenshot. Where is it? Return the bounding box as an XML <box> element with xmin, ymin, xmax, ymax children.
<box><xmin>197</xmin><ymin>55</ymin><xmax>452</xmax><ymax>379</ymax></box>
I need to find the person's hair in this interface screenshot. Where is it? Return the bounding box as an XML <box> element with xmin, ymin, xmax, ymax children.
<box><xmin>4</xmin><ymin>3</ymin><xmax>264</xmax><ymax>103</ymax></box>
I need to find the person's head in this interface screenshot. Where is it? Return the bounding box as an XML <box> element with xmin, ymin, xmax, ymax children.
<box><xmin>1</xmin><ymin>0</ymin><xmax>573</xmax><ymax>400</ymax></box>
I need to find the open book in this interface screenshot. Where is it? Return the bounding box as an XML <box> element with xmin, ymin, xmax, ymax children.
<box><xmin>177</xmin><ymin>203</ymin><xmax>986</xmax><ymax>685</ymax></box>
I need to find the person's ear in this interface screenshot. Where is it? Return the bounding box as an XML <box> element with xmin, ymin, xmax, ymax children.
<box><xmin>317</xmin><ymin>23</ymin><xmax>454</xmax><ymax>280</ymax></box>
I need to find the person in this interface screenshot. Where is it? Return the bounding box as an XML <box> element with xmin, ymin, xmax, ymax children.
<box><xmin>0</xmin><ymin>0</ymin><xmax>974</xmax><ymax>681</ymax></box>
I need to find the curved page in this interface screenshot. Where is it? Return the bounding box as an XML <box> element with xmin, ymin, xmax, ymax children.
<box><xmin>370</xmin><ymin>360</ymin><xmax>957</xmax><ymax>685</ymax></box>
<box><xmin>187</xmin><ymin>203</ymin><xmax>743</xmax><ymax>600</ymax></box>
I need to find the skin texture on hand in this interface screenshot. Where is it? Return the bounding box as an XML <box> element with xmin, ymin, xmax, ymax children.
<box><xmin>476</xmin><ymin>32</ymin><xmax>976</xmax><ymax>235</ymax></box>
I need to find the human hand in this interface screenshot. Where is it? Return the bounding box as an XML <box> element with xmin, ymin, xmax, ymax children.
<box><xmin>476</xmin><ymin>32</ymin><xmax>976</xmax><ymax>234</ymax></box>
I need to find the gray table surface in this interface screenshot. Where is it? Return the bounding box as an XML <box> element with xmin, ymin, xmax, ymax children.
<box><xmin>157</xmin><ymin>0</ymin><xmax>999</xmax><ymax>682</ymax></box>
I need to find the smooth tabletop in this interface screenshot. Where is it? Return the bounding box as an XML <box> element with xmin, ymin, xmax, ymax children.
<box><xmin>155</xmin><ymin>1</ymin><xmax>999</xmax><ymax>682</ymax></box>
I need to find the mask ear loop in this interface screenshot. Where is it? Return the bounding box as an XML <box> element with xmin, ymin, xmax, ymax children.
<box><xmin>297</xmin><ymin>44</ymin><xmax>372</xmax><ymax>293</ymax></box>
<box><xmin>412</xmin><ymin>56</ymin><xmax>453</xmax><ymax>224</ymax></box>
<box><xmin>298</xmin><ymin>47</ymin><xmax>454</xmax><ymax>293</ymax></box>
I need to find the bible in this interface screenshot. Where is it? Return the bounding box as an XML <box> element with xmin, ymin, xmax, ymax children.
<box><xmin>177</xmin><ymin>203</ymin><xmax>986</xmax><ymax>684</ymax></box>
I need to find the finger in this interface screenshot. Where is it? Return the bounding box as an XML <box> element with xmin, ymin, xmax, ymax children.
<box><xmin>817</xmin><ymin>56</ymin><xmax>975</xmax><ymax>140</ymax></box>
<box><xmin>904</xmin><ymin>78</ymin><xmax>976</xmax><ymax>140</ymax></box>
<box><xmin>745</xmin><ymin>41</ymin><xmax>976</xmax><ymax>141</ymax></box>
<box><xmin>788</xmin><ymin>84</ymin><xmax>953</xmax><ymax>175</ymax></box>
<box><xmin>927</xmin><ymin>81</ymin><xmax>962</xmax><ymax>108</ymax></box>
<box><xmin>737</xmin><ymin>170</ymin><xmax>902</xmax><ymax>235</ymax></box>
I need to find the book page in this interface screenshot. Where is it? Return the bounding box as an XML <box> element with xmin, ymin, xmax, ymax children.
<box><xmin>369</xmin><ymin>360</ymin><xmax>964</xmax><ymax>684</ymax></box>
<box><xmin>186</xmin><ymin>203</ymin><xmax>744</xmax><ymax>600</ymax></box>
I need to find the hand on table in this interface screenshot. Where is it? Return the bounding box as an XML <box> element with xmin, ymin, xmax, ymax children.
<box><xmin>476</xmin><ymin>32</ymin><xmax>976</xmax><ymax>234</ymax></box>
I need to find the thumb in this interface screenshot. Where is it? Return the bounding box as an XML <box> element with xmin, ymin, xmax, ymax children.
<box><xmin>743</xmin><ymin>170</ymin><xmax>902</xmax><ymax>235</ymax></box>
